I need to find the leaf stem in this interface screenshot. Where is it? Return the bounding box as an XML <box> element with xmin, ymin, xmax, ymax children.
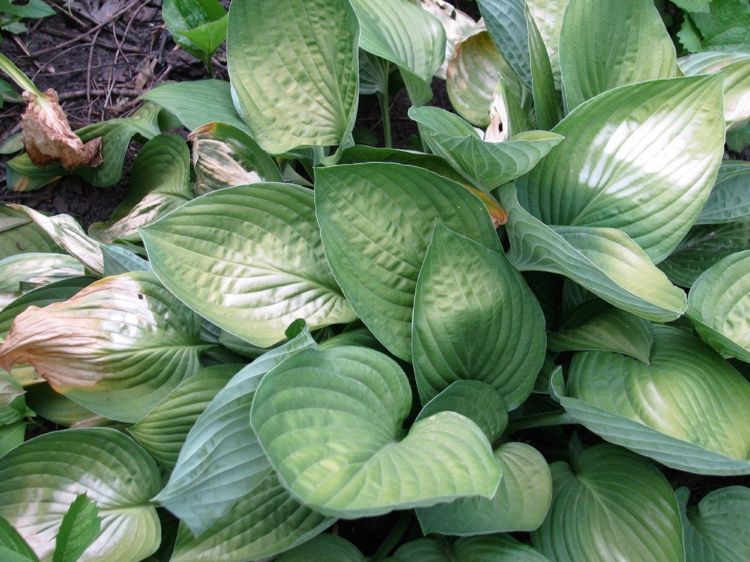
<box><xmin>506</xmin><ymin>410</ymin><xmax>575</xmax><ymax>433</ymax></box>
<box><xmin>0</xmin><ymin>52</ymin><xmax>42</xmax><ymax>97</ymax></box>
<box><xmin>377</xmin><ymin>61</ymin><xmax>392</xmax><ymax>148</ymax></box>
<box><xmin>371</xmin><ymin>512</ymin><xmax>411</xmax><ymax>562</ymax></box>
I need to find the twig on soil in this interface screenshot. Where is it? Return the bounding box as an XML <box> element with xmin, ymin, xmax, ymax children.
<box><xmin>56</xmin><ymin>88</ymin><xmax>142</xmax><ymax>101</ymax></box>
<box><xmin>11</xmin><ymin>36</ymin><xmax>43</xmax><ymax>71</ymax></box>
<box><xmin>86</xmin><ymin>28</ymin><xmax>104</xmax><ymax>115</ymax></box>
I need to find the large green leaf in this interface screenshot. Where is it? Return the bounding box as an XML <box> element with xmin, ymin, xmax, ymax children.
<box><xmin>688</xmin><ymin>250</ymin><xmax>750</xmax><ymax>363</ymax></box>
<box><xmin>679</xmin><ymin>52</ymin><xmax>750</xmax><ymax>129</ymax></box>
<box><xmin>128</xmin><ymin>364</ymin><xmax>239</xmax><ymax>469</ymax></box>
<box><xmin>497</xmin><ymin>184</ymin><xmax>686</xmax><ymax>322</ymax></box>
<box><xmin>393</xmin><ymin>536</ymin><xmax>549</xmax><ymax>562</ymax></box>
<box><xmin>516</xmin><ymin>76</ymin><xmax>725</xmax><ymax>262</ymax></box>
<box><xmin>531</xmin><ymin>444</ymin><xmax>684</xmax><ymax>562</ymax></box>
<box><xmin>155</xmin><ymin>329</ymin><xmax>317</xmax><ymax>534</ymax></box>
<box><xmin>417</xmin><ymin>442</ymin><xmax>552</xmax><ymax>535</ymax></box>
<box><xmin>409</xmin><ymin>106</ymin><xmax>562</xmax><ymax>191</ymax></box>
<box><xmin>412</xmin><ymin>223</ymin><xmax>545</xmax><ymax>408</ymax></box>
<box><xmin>478</xmin><ymin>0</ymin><xmax>531</xmax><ymax>88</ymax></box>
<box><xmin>677</xmin><ymin>486</ymin><xmax>750</xmax><ymax>562</ymax></box>
<box><xmin>697</xmin><ymin>161</ymin><xmax>750</xmax><ymax>225</ymax></box>
<box><xmin>315</xmin><ymin>163</ymin><xmax>498</xmax><ymax>360</ymax></box>
<box><xmin>559</xmin><ymin>0</ymin><xmax>677</xmax><ymax>111</ymax></box>
<box><xmin>277</xmin><ymin>534</ymin><xmax>363</xmax><ymax>562</ymax></box>
<box><xmin>251</xmin><ymin>346</ymin><xmax>501</xmax><ymax>517</ymax></box>
<box><xmin>142</xmin><ymin>183</ymin><xmax>355</xmax><ymax>349</ymax></box>
<box><xmin>25</xmin><ymin>384</ymin><xmax>95</xmax><ymax>427</ymax></box>
<box><xmin>227</xmin><ymin>0</ymin><xmax>359</xmax><ymax>154</ymax></box>
<box><xmin>0</xmin><ymin>428</ymin><xmax>161</xmax><ymax>561</ymax></box>
<box><xmin>0</xmin><ymin>272</ymin><xmax>208</xmax><ymax>423</ymax></box>
<box><xmin>0</xmin><ymin>422</ymin><xmax>24</xmax><ymax>458</ymax></box>
<box><xmin>170</xmin><ymin>471</ymin><xmax>333</xmax><ymax>562</ymax></box>
<box><xmin>564</xmin><ymin>326</ymin><xmax>750</xmax><ymax>474</ymax></box>
<box><xmin>142</xmin><ymin>80</ymin><xmax>249</xmax><ymax>133</ymax></box>
<box><xmin>89</xmin><ymin>134</ymin><xmax>193</xmax><ymax>244</ymax></box>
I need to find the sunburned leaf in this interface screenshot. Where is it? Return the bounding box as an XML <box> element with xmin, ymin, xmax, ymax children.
<box><xmin>0</xmin><ymin>253</ymin><xmax>82</xmax><ymax>309</ymax></box>
<box><xmin>0</xmin><ymin>204</ymin><xmax>58</xmax><ymax>259</ymax></box>
<box><xmin>418</xmin><ymin>0</ymin><xmax>476</xmax><ymax>80</ymax></box>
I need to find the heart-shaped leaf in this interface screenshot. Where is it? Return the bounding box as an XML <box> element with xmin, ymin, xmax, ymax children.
<box><xmin>251</xmin><ymin>346</ymin><xmax>501</xmax><ymax>517</ymax></box>
<box><xmin>0</xmin><ymin>272</ymin><xmax>208</xmax><ymax>423</ymax></box>
<box><xmin>227</xmin><ymin>0</ymin><xmax>359</xmax><ymax>154</ymax></box>
<box><xmin>516</xmin><ymin>76</ymin><xmax>725</xmax><ymax>262</ymax></box>
<box><xmin>498</xmin><ymin>184</ymin><xmax>686</xmax><ymax>322</ymax></box>
<box><xmin>559</xmin><ymin>0</ymin><xmax>676</xmax><ymax>111</ymax></box>
<box><xmin>394</xmin><ymin>535</ymin><xmax>549</xmax><ymax>562</ymax></box>
<box><xmin>531</xmin><ymin>444</ymin><xmax>684</xmax><ymax>562</ymax></box>
<box><xmin>417</xmin><ymin>442</ymin><xmax>552</xmax><ymax>536</ymax></box>
<box><xmin>0</xmin><ymin>428</ymin><xmax>161</xmax><ymax>561</ymax></box>
<box><xmin>688</xmin><ymin>250</ymin><xmax>750</xmax><ymax>363</ymax></box>
<box><xmin>412</xmin><ymin>223</ymin><xmax>546</xmax><ymax>408</ymax></box>
<box><xmin>409</xmin><ymin>106</ymin><xmax>563</xmax><ymax>191</ymax></box>
<box><xmin>315</xmin><ymin>163</ymin><xmax>498</xmax><ymax>360</ymax></box>
<box><xmin>142</xmin><ymin>183</ymin><xmax>355</xmax><ymax>349</ymax></box>
<box><xmin>677</xmin><ymin>486</ymin><xmax>750</xmax><ymax>562</ymax></box>
<box><xmin>564</xmin><ymin>326</ymin><xmax>750</xmax><ymax>474</ymax></box>
<box><xmin>156</xmin><ymin>328</ymin><xmax>317</xmax><ymax>534</ymax></box>
<box><xmin>696</xmin><ymin>160</ymin><xmax>750</xmax><ymax>225</ymax></box>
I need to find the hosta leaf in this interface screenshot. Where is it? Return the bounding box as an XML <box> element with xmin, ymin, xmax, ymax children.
<box><xmin>0</xmin><ymin>205</ymin><xmax>58</xmax><ymax>259</ymax></box>
<box><xmin>25</xmin><ymin>384</ymin><xmax>94</xmax><ymax>427</ymax></box>
<box><xmin>0</xmin><ymin>428</ymin><xmax>161</xmax><ymax>562</ymax></box>
<box><xmin>548</xmin><ymin>300</ymin><xmax>654</xmax><ymax>363</ymax></box>
<box><xmin>0</xmin><ymin>254</ymin><xmax>82</xmax><ymax>309</ymax></box>
<box><xmin>564</xmin><ymin>326</ymin><xmax>750</xmax><ymax>474</ymax></box>
<box><xmin>155</xmin><ymin>329</ymin><xmax>317</xmax><ymax>535</ymax></box>
<box><xmin>100</xmin><ymin>245</ymin><xmax>150</xmax><ymax>276</ymax></box>
<box><xmin>679</xmin><ymin>52</ymin><xmax>750</xmax><ymax>129</ymax></box>
<box><xmin>498</xmin><ymin>185</ymin><xmax>686</xmax><ymax>322</ymax></box>
<box><xmin>189</xmin><ymin>122</ymin><xmax>281</xmax><ymax>195</ymax></box>
<box><xmin>412</xmin><ymin>223</ymin><xmax>546</xmax><ymax>408</ymax></box>
<box><xmin>478</xmin><ymin>0</ymin><xmax>532</xmax><ymax>88</ymax></box>
<box><xmin>531</xmin><ymin>444</ymin><xmax>684</xmax><ymax>562</ymax></box>
<box><xmin>0</xmin><ymin>516</ymin><xmax>38</xmax><ymax>562</ymax></box>
<box><xmin>688</xmin><ymin>250</ymin><xmax>750</xmax><ymax>363</ymax></box>
<box><xmin>393</xmin><ymin>535</ymin><xmax>549</xmax><ymax>562</ymax></box>
<box><xmin>227</xmin><ymin>0</ymin><xmax>359</xmax><ymax>154</ymax></box>
<box><xmin>0</xmin><ymin>375</ymin><xmax>27</xmax><ymax>426</ymax></box>
<box><xmin>559</xmin><ymin>0</ymin><xmax>677</xmax><ymax>111</ymax></box>
<box><xmin>171</xmin><ymin>471</ymin><xmax>333</xmax><ymax>562</ymax></box>
<box><xmin>677</xmin><ymin>486</ymin><xmax>750</xmax><ymax>562</ymax></box>
<box><xmin>90</xmin><ymin>134</ymin><xmax>193</xmax><ymax>244</ymax></box>
<box><xmin>409</xmin><ymin>106</ymin><xmax>562</xmax><ymax>191</ymax></box>
<box><xmin>417</xmin><ymin>442</ymin><xmax>552</xmax><ymax>536</ymax></box>
<box><xmin>128</xmin><ymin>364</ymin><xmax>240</xmax><ymax>469</ymax></box>
<box><xmin>351</xmin><ymin>0</ymin><xmax>444</xmax><ymax>83</ymax></box>
<box><xmin>446</xmin><ymin>29</ymin><xmax>522</xmax><ymax>127</ymax></box>
<box><xmin>418</xmin><ymin>0</ymin><xmax>476</xmax><ymax>80</ymax></box>
<box><xmin>516</xmin><ymin>76</ymin><xmax>725</xmax><ymax>262</ymax></box>
<box><xmin>251</xmin><ymin>346</ymin><xmax>501</xmax><ymax>517</ymax></box>
<box><xmin>315</xmin><ymin>163</ymin><xmax>497</xmax><ymax>360</ymax></box>
<box><xmin>142</xmin><ymin>183</ymin><xmax>355</xmax><ymax>349</ymax></box>
<box><xmin>142</xmin><ymin>80</ymin><xmax>249</xmax><ymax>133</ymax></box>
<box><xmin>0</xmin><ymin>272</ymin><xmax>207</xmax><ymax>423</ymax></box>
<box><xmin>277</xmin><ymin>534</ymin><xmax>362</xmax><ymax>562</ymax></box>
<box><xmin>527</xmin><ymin>5</ymin><xmax>560</xmax><ymax>130</ymax></box>
<box><xmin>0</xmin><ymin>422</ymin><xmax>24</xmax><ymax>458</ymax></box>
<box><xmin>697</xmin><ymin>161</ymin><xmax>750</xmax><ymax>224</ymax></box>
<box><xmin>527</xmin><ymin>0</ymin><xmax>569</xmax><ymax>88</ymax></box>
<box><xmin>52</xmin><ymin>494</ymin><xmax>100</xmax><ymax>562</ymax></box>
<box><xmin>415</xmin><ymin>381</ymin><xmax>508</xmax><ymax>442</ymax></box>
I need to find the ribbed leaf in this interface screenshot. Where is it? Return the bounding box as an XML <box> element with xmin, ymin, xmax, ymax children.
<box><xmin>478</xmin><ymin>0</ymin><xmax>531</xmax><ymax>88</ymax></box>
<box><xmin>0</xmin><ymin>254</ymin><xmax>82</xmax><ymax>309</ymax></box>
<box><xmin>412</xmin><ymin>223</ymin><xmax>546</xmax><ymax>408</ymax></box>
<box><xmin>227</xmin><ymin>0</ymin><xmax>359</xmax><ymax>154</ymax></box>
<box><xmin>315</xmin><ymin>163</ymin><xmax>498</xmax><ymax>360</ymax></box>
<box><xmin>0</xmin><ymin>272</ymin><xmax>207</xmax><ymax>423</ymax></box>
<box><xmin>497</xmin><ymin>184</ymin><xmax>686</xmax><ymax>322</ymax></box>
<box><xmin>697</xmin><ymin>160</ymin><xmax>750</xmax><ymax>224</ymax></box>
<box><xmin>170</xmin><ymin>471</ymin><xmax>333</xmax><ymax>562</ymax></box>
<box><xmin>0</xmin><ymin>205</ymin><xmax>58</xmax><ymax>259</ymax></box>
<box><xmin>679</xmin><ymin>51</ymin><xmax>750</xmax><ymax>129</ymax></box>
<box><xmin>677</xmin><ymin>486</ymin><xmax>750</xmax><ymax>562</ymax></box>
<box><xmin>417</xmin><ymin>442</ymin><xmax>552</xmax><ymax>535</ymax></box>
<box><xmin>277</xmin><ymin>534</ymin><xmax>362</xmax><ymax>562</ymax></box>
<box><xmin>564</xmin><ymin>326</ymin><xmax>750</xmax><ymax>474</ymax></box>
<box><xmin>155</xmin><ymin>329</ymin><xmax>317</xmax><ymax>535</ymax></box>
<box><xmin>548</xmin><ymin>300</ymin><xmax>654</xmax><ymax>363</ymax></box>
<box><xmin>688</xmin><ymin>250</ymin><xmax>750</xmax><ymax>363</ymax></box>
<box><xmin>527</xmin><ymin>0</ymin><xmax>569</xmax><ymax>88</ymax></box>
<box><xmin>409</xmin><ymin>106</ymin><xmax>562</xmax><ymax>191</ymax></box>
<box><xmin>516</xmin><ymin>76</ymin><xmax>725</xmax><ymax>262</ymax></box>
<box><xmin>128</xmin><ymin>364</ymin><xmax>240</xmax><ymax>469</ymax></box>
<box><xmin>251</xmin><ymin>346</ymin><xmax>501</xmax><ymax>518</ymax></box>
<box><xmin>142</xmin><ymin>183</ymin><xmax>355</xmax><ymax>349</ymax></box>
<box><xmin>559</xmin><ymin>0</ymin><xmax>677</xmax><ymax>111</ymax></box>
<box><xmin>393</xmin><ymin>536</ymin><xmax>549</xmax><ymax>562</ymax></box>
<box><xmin>25</xmin><ymin>384</ymin><xmax>95</xmax><ymax>427</ymax></box>
<box><xmin>531</xmin><ymin>444</ymin><xmax>684</xmax><ymax>562</ymax></box>
<box><xmin>142</xmin><ymin>79</ymin><xmax>249</xmax><ymax>133</ymax></box>
<box><xmin>527</xmin><ymin>5</ymin><xmax>561</xmax><ymax>129</ymax></box>
<box><xmin>0</xmin><ymin>428</ymin><xmax>161</xmax><ymax>562</ymax></box>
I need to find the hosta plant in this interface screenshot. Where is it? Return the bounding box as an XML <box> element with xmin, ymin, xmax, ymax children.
<box><xmin>1</xmin><ymin>0</ymin><xmax>750</xmax><ymax>560</ymax></box>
